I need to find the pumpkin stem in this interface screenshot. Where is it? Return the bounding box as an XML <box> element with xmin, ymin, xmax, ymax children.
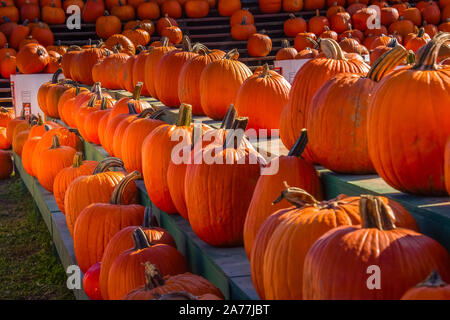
<box><xmin>132</xmin><ymin>227</ymin><xmax>151</xmax><ymax>251</ymax></box>
<box><xmin>289</xmin><ymin>13</ymin><xmax>296</xmax><ymax>19</ymax></box>
<box><xmin>142</xmin><ymin>262</ymin><xmax>166</xmax><ymax>290</ymax></box>
<box><xmin>35</xmin><ymin>113</ymin><xmax>43</xmax><ymax>126</ymax></box>
<box><xmin>417</xmin><ymin>27</ymin><xmax>425</xmax><ymax>38</ymax></box>
<box><xmin>72</xmin><ymin>152</ymin><xmax>84</xmax><ymax>168</ymax></box>
<box><xmin>176</xmin><ymin>103</ymin><xmax>192</xmax><ymax>127</ymax></box>
<box><xmin>288</xmin><ymin>128</ymin><xmax>308</xmax><ymax>157</ymax></box>
<box><xmin>223</xmin><ymin>48</ymin><xmax>239</xmax><ymax>60</ymax></box>
<box><xmin>258</xmin><ymin>63</ymin><xmax>271</xmax><ymax>78</ymax></box>
<box><xmin>132</xmin><ymin>82</ymin><xmax>143</xmax><ymax>101</ymax></box>
<box><xmin>161</xmin><ymin>37</ymin><xmax>170</xmax><ymax>47</ymax></box>
<box><xmin>307</xmin><ymin>37</ymin><xmax>320</xmax><ymax>50</ymax></box>
<box><xmin>415</xmin><ymin>270</ymin><xmax>448</xmax><ymax>288</ymax></box>
<box><xmin>149</xmin><ymin>108</ymin><xmax>166</xmax><ymax>119</ymax></box>
<box><xmin>110</xmin><ymin>170</ymin><xmax>141</xmax><ymax>205</ymax></box>
<box><xmin>321</xmin><ymin>38</ymin><xmax>346</xmax><ymax>60</ymax></box>
<box><xmin>50</xmin><ymin>135</ymin><xmax>60</xmax><ymax>149</ymax></box>
<box><xmin>223</xmin><ymin>117</ymin><xmax>248</xmax><ymax>149</ymax></box>
<box><xmin>220</xmin><ymin>104</ymin><xmax>237</xmax><ymax>129</ymax></box>
<box><xmin>143</xmin><ymin>206</ymin><xmax>159</xmax><ymax>228</ymax></box>
<box><xmin>127</xmin><ymin>102</ymin><xmax>138</xmax><ymax>114</ymax></box>
<box><xmin>413</xmin><ymin>32</ymin><xmax>450</xmax><ymax>71</ymax></box>
<box><xmin>137</xmin><ymin>106</ymin><xmax>156</xmax><ymax>118</ymax></box>
<box><xmin>92</xmin><ymin>157</ymin><xmax>124</xmax><ymax>174</ymax></box>
<box><xmin>273</xmin><ymin>181</ymin><xmax>319</xmax><ymax>207</ymax></box>
<box><xmin>281</xmin><ymin>39</ymin><xmax>290</xmax><ymax>49</ymax></box>
<box><xmin>182</xmin><ymin>35</ymin><xmax>193</xmax><ymax>52</ymax></box>
<box><xmin>359</xmin><ymin>195</ymin><xmax>396</xmax><ymax>230</ymax></box>
<box><xmin>367</xmin><ymin>44</ymin><xmax>408</xmax><ymax>82</ymax></box>
<box><xmin>87</xmin><ymin>95</ymin><xmax>97</xmax><ymax>107</ymax></box>
<box><xmin>51</xmin><ymin>68</ymin><xmax>63</xmax><ymax>83</ymax></box>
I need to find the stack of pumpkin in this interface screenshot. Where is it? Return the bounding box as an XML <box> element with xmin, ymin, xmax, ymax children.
<box><xmin>0</xmin><ymin>106</ymin><xmax>14</xmax><ymax>179</ymax></box>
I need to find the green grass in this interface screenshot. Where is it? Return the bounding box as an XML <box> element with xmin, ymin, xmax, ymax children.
<box><xmin>0</xmin><ymin>174</ymin><xmax>75</xmax><ymax>300</ymax></box>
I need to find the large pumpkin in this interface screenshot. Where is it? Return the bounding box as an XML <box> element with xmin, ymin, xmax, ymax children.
<box><xmin>36</xmin><ymin>135</ymin><xmax>77</xmax><ymax>192</ymax></box>
<box><xmin>303</xmin><ymin>195</ymin><xmax>450</xmax><ymax>299</ymax></box>
<box><xmin>154</xmin><ymin>37</ymin><xmax>200</xmax><ymax>107</ymax></box>
<box><xmin>121</xmin><ymin>109</ymin><xmax>165</xmax><ymax>173</ymax></box>
<box><xmin>307</xmin><ymin>44</ymin><xmax>410</xmax><ymax>174</ymax></box>
<box><xmin>235</xmin><ymin>63</ymin><xmax>290</xmax><ymax>134</ymax></box>
<box><xmin>243</xmin><ymin>129</ymin><xmax>323</xmax><ymax>259</ymax></box>
<box><xmin>53</xmin><ymin>152</ymin><xmax>98</xmax><ymax>213</ymax></box>
<box><xmin>279</xmin><ymin>38</ymin><xmax>370</xmax><ymax>156</ymax></box>
<box><xmin>99</xmin><ymin>206</ymin><xmax>176</xmax><ymax>299</ymax></box>
<box><xmin>199</xmin><ymin>49</ymin><xmax>252</xmax><ymax>120</ymax></box>
<box><xmin>367</xmin><ymin>32</ymin><xmax>450</xmax><ymax>195</ymax></box>
<box><xmin>178</xmin><ymin>45</ymin><xmax>225</xmax><ymax>115</ymax></box>
<box><xmin>142</xmin><ymin>104</ymin><xmax>194</xmax><ymax>214</ymax></box>
<box><xmin>185</xmin><ymin>118</ymin><xmax>265</xmax><ymax>246</ymax></box>
<box><xmin>107</xmin><ymin>228</ymin><xmax>189</xmax><ymax>300</ymax></box>
<box><xmin>73</xmin><ymin>171</ymin><xmax>145</xmax><ymax>273</ymax></box>
<box><xmin>64</xmin><ymin>157</ymin><xmax>138</xmax><ymax>236</ymax></box>
<box><xmin>143</xmin><ymin>37</ymin><xmax>176</xmax><ymax>98</ymax></box>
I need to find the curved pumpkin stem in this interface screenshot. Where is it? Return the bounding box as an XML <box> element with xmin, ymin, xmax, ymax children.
<box><xmin>132</xmin><ymin>82</ymin><xmax>143</xmax><ymax>101</ymax></box>
<box><xmin>127</xmin><ymin>102</ymin><xmax>138</xmax><ymax>114</ymax></box>
<box><xmin>273</xmin><ymin>181</ymin><xmax>319</xmax><ymax>207</ymax></box>
<box><xmin>307</xmin><ymin>37</ymin><xmax>320</xmax><ymax>50</ymax></box>
<box><xmin>321</xmin><ymin>38</ymin><xmax>346</xmax><ymax>60</ymax></box>
<box><xmin>51</xmin><ymin>68</ymin><xmax>63</xmax><ymax>83</ymax></box>
<box><xmin>415</xmin><ymin>270</ymin><xmax>448</xmax><ymax>288</ymax></box>
<box><xmin>143</xmin><ymin>206</ymin><xmax>160</xmax><ymax>228</ymax></box>
<box><xmin>413</xmin><ymin>32</ymin><xmax>450</xmax><ymax>71</ymax></box>
<box><xmin>367</xmin><ymin>44</ymin><xmax>408</xmax><ymax>82</ymax></box>
<box><xmin>288</xmin><ymin>128</ymin><xmax>308</xmax><ymax>158</ymax></box>
<box><xmin>109</xmin><ymin>170</ymin><xmax>141</xmax><ymax>205</ymax></box>
<box><xmin>160</xmin><ymin>36</ymin><xmax>170</xmax><ymax>47</ymax></box>
<box><xmin>132</xmin><ymin>227</ymin><xmax>151</xmax><ymax>250</ymax></box>
<box><xmin>182</xmin><ymin>35</ymin><xmax>193</xmax><ymax>52</ymax></box>
<box><xmin>223</xmin><ymin>48</ymin><xmax>239</xmax><ymax>60</ymax></box>
<box><xmin>281</xmin><ymin>39</ymin><xmax>291</xmax><ymax>49</ymax></box>
<box><xmin>149</xmin><ymin>108</ymin><xmax>167</xmax><ymax>119</ymax></box>
<box><xmin>49</xmin><ymin>135</ymin><xmax>60</xmax><ymax>149</ymax></box>
<box><xmin>72</xmin><ymin>152</ymin><xmax>84</xmax><ymax>168</ymax></box>
<box><xmin>223</xmin><ymin>117</ymin><xmax>249</xmax><ymax>149</ymax></box>
<box><xmin>359</xmin><ymin>195</ymin><xmax>396</xmax><ymax>230</ymax></box>
<box><xmin>142</xmin><ymin>262</ymin><xmax>165</xmax><ymax>290</ymax></box>
<box><xmin>92</xmin><ymin>157</ymin><xmax>124</xmax><ymax>174</ymax></box>
<box><xmin>220</xmin><ymin>104</ymin><xmax>237</xmax><ymax>129</ymax></box>
<box><xmin>137</xmin><ymin>106</ymin><xmax>157</xmax><ymax>119</ymax></box>
<box><xmin>177</xmin><ymin>103</ymin><xmax>192</xmax><ymax>127</ymax></box>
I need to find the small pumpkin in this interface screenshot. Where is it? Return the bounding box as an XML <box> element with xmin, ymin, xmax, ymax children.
<box><xmin>401</xmin><ymin>270</ymin><xmax>450</xmax><ymax>300</ymax></box>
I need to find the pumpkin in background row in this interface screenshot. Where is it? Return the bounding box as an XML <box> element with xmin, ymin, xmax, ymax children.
<box><xmin>185</xmin><ymin>0</ymin><xmax>209</xmax><ymax>18</ymax></box>
<box><xmin>303</xmin><ymin>195</ymin><xmax>450</xmax><ymax>299</ymax></box>
<box><xmin>74</xmin><ymin>171</ymin><xmax>145</xmax><ymax>273</ymax></box>
<box><xmin>123</xmin><ymin>262</ymin><xmax>224</xmax><ymax>300</ymax></box>
<box><xmin>99</xmin><ymin>206</ymin><xmax>176</xmax><ymax>299</ymax></box>
<box><xmin>36</xmin><ymin>135</ymin><xmax>77</xmax><ymax>192</ymax></box>
<box><xmin>185</xmin><ymin>118</ymin><xmax>265</xmax><ymax>247</ymax></box>
<box><xmin>0</xmin><ymin>107</ymin><xmax>14</xmax><ymax>127</ymax></box>
<box><xmin>82</xmin><ymin>0</ymin><xmax>106</xmax><ymax>22</ymax></box>
<box><xmin>53</xmin><ymin>152</ymin><xmax>98</xmax><ymax>214</ymax></box>
<box><xmin>230</xmin><ymin>8</ymin><xmax>254</xmax><ymax>26</ymax></box>
<box><xmin>0</xmin><ymin>127</ymin><xmax>10</xmax><ymax>150</ymax></box>
<box><xmin>199</xmin><ymin>49</ymin><xmax>252</xmax><ymax>120</ymax></box>
<box><xmin>178</xmin><ymin>45</ymin><xmax>225</xmax><ymax>115</ymax></box>
<box><xmin>367</xmin><ymin>32</ymin><xmax>450</xmax><ymax>196</ymax></box>
<box><xmin>64</xmin><ymin>157</ymin><xmax>138</xmax><ymax>236</ymax></box>
<box><xmin>0</xmin><ymin>52</ymin><xmax>17</xmax><ymax>78</ymax></box>
<box><xmin>243</xmin><ymin>130</ymin><xmax>323</xmax><ymax>259</ymax></box>
<box><xmin>0</xmin><ymin>150</ymin><xmax>12</xmax><ymax>179</ymax></box>
<box><xmin>405</xmin><ymin>28</ymin><xmax>431</xmax><ymax>53</ymax></box>
<box><xmin>96</xmin><ymin>12</ymin><xmax>122</xmax><ymax>43</ymax></box>
<box><xmin>284</xmin><ymin>13</ymin><xmax>307</xmax><ymax>37</ymax></box>
<box><xmin>16</xmin><ymin>43</ymin><xmax>49</xmax><ymax>74</ymax></box>
<box><xmin>247</xmin><ymin>31</ymin><xmax>272</xmax><ymax>57</ymax></box>
<box><xmin>279</xmin><ymin>38</ymin><xmax>370</xmax><ymax>158</ymax></box>
<box><xmin>401</xmin><ymin>270</ymin><xmax>450</xmax><ymax>300</ymax></box>
<box><xmin>259</xmin><ymin>0</ymin><xmax>281</xmax><ymax>13</ymax></box>
<box><xmin>142</xmin><ymin>104</ymin><xmax>194</xmax><ymax>214</ymax></box>
<box><xmin>235</xmin><ymin>63</ymin><xmax>290</xmax><ymax>134</ymax></box>
<box><xmin>275</xmin><ymin>39</ymin><xmax>298</xmax><ymax>60</ymax></box>
<box><xmin>230</xmin><ymin>16</ymin><xmax>256</xmax><ymax>41</ymax></box>
<box><xmin>307</xmin><ymin>44</ymin><xmax>410</xmax><ymax>174</ymax></box>
<box><xmin>107</xmin><ymin>228</ymin><xmax>189</xmax><ymax>300</ymax></box>
<box><xmin>218</xmin><ymin>0</ymin><xmax>241</xmax><ymax>16</ymax></box>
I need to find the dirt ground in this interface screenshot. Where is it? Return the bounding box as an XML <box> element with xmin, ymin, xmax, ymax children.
<box><xmin>0</xmin><ymin>174</ymin><xmax>74</xmax><ymax>300</ymax></box>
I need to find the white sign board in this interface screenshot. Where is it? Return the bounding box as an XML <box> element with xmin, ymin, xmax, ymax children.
<box><xmin>274</xmin><ymin>59</ymin><xmax>311</xmax><ymax>84</ymax></box>
<box><xmin>10</xmin><ymin>73</ymin><xmax>64</xmax><ymax>117</ymax></box>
